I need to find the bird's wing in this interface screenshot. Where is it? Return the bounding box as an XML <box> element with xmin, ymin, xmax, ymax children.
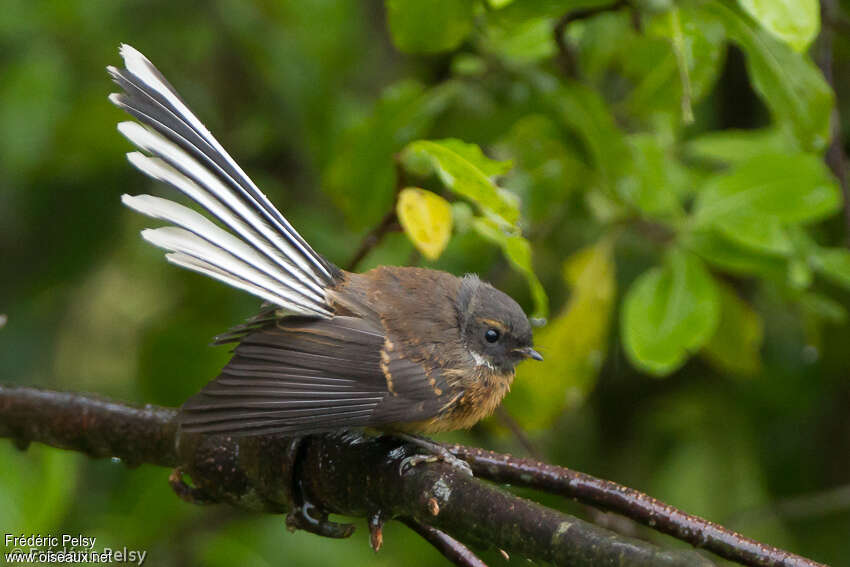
<box><xmin>109</xmin><ymin>44</ymin><xmax>338</xmax><ymax>317</ymax></box>
<box><xmin>179</xmin><ymin>316</ymin><xmax>454</xmax><ymax>436</ymax></box>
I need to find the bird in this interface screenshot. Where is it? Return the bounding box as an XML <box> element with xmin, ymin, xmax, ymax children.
<box><xmin>107</xmin><ymin>44</ymin><xmax>542</xmax><ymax>444</ymax></box>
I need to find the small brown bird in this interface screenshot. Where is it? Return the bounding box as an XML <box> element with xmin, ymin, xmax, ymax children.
<box><xmin>108</xmin><ymin>45</ymin><xmax>542</xmax><ymax>442</ymax></box>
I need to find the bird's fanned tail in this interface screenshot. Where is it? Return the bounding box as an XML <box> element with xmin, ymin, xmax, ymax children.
<box><xmin>108</xmin><ymin>43</ymin><xmax>337</xmax><ymax>317</ymax></box>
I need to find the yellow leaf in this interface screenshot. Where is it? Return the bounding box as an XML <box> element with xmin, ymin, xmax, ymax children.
<box><xmin>503</xmin><ymin>237</ymin><xmax>616</xmax><ymax>430</ymax></box>
<box><xmin>396</xmin><ymin>187</ymin><xmax>453</xmax><ymax>260</ymax></box>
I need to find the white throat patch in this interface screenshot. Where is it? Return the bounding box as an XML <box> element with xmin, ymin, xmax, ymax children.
<box><xmin>471</xmin><ymin>351</ymin><xmax>496</xmax><ymax>370</ymax></box>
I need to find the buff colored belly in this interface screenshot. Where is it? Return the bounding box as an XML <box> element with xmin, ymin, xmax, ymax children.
<box><xmin>404</xmin><ymin>369</ymin><xmax>515</xmax><ymax>434</ymax></box>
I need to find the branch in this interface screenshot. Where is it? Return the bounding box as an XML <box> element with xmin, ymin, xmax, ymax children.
<box><xmin>553</xmin><ymin>1</ymin><xmax>634</xmax><ymax>79</ymax></box>
<box><xmin>400</xmin><ymin>518</ymin><xmax>488</xmax><ymax>567</ymax></box>
<box><xmin>448</xmin><ymin>445</ymin><xmax>828</xmax><ymax>567</ymax></box>
<box><xmin>2</xmin><ymin>385</ymin><xmax>827</xmax><ymax>566</ymax></box>
<box><xmin>346</xmin><ymin>158</ymin><xmax>405</xmax><ymax>271</ymax></box>
<box><xmin>0</xmin><ymin>385</ymin><xmax>712</xmax><ymax>566</ymax></box>
<box><xmin>0</xmin><ymin>386</ymin><xmax>178</xmax><ymax>467</ymax></box>
<box><xmin>346</xmin><ymin>207</ymin><xmax>400</xmax><ymax>271</ymax></box>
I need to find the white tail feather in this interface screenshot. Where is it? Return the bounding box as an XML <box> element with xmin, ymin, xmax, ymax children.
<box><xmin>122</xmin><ymin>152</ymin><xmax>323</xmax><ymax>298</ymax></box>
<box><xmin>109</xmin><ymin>44</ymin><xmax>339</xmax><ymax>316</ymax></box>
<box><xmin>122</xmin><ymin>194</ymin><xmax>329</xmax><ymax>311</ymax></box>
<box><xmin>113</xmin><ymin>44</ymin><xmax>332</xmax><ymax>281</ymax></box>
<box><xmin>142</xmin><ymin>227</ymin><xmax>329</xmax><ymax>317</ymax></box>
<box><xmin>165</xmin><ymin>252</ymin><xmax>301</xmax><ymax>311</ymax></box>
<box><xmin>117</xmin><ymin>121</ymin><xmax>324</xmax><ymax>294</ymax></box>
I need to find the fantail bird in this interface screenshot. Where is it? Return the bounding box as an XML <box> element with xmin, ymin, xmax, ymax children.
<box><xmin>108</xmin><ymin>44</ymin><xmax>542</xmax><ymax>440</ymax></box>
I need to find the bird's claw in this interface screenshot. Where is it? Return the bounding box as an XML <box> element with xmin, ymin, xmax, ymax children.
<box><xmin>285</xmin><ymin>436</ymin><xmax>355</xmax><ymax>539</ymax></box>
<box><xmin>398</xmin><ymin>451</ymin><xmax>473</xmax><ymax>477</ymax></box>
<box><xmin>168</xmin><ymin>467</ymin><xmax>215</xmax><ymax>505</ymax></box>
<box><xmin>285</xmin><ymin>498</ymin><xmax>355</xmax><ymax>539</ymax></box>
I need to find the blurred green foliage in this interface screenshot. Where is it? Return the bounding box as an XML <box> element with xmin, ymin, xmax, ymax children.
<box><xmin>2</xmin><ymin>0</ymin><xmax>850</xmax><ymax>565</ymax></box>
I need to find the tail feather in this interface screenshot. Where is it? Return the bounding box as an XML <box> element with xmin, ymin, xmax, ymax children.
<box><xmin>122</xmin><ymin>194</ymin><xmax>329</xmax><ymax>315</ymax></box>
<box><xmin>122</xmin><ymin>151</ymin><xmax>326</xmax><ymax>299</ymax></box>
<box><xmin>166</xmin><ymin>251</ymin><xmax>316</xmax><ymax>312</ymax></box>
<box><xmin>108</xmin><ymin>44</ymin><xmax>329</xmax><ymax>279</ymax></box>
<box><xmin>109</xmin><ymin>44</ymin><xmax>338</xmax><ymax>316</ymax></box>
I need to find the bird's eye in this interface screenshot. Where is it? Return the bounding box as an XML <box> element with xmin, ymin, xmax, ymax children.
<box><xmin>485</xmin><ymin>328</ymin><xmax>501</xmax><ymax>343</ymax></box>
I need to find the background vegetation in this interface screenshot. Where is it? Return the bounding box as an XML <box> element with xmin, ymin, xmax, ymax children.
<box><xmin>1</xmin><ymin>0</ymin><xmax>849</xmax><ymax>564</ymax></box>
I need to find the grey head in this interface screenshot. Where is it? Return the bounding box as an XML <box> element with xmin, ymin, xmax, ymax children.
<box><xmin>455</xmin><ymin>274</ymin><xmax>543</xmax><ymax>372</ymax></box>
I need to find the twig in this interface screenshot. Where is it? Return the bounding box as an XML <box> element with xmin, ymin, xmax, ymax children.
<box><xmin>346</xmin><ymin>159</ymin><xmax>405</xmax><ymax>271</ymax></box>
<box><xmin>818</xmin><ymin>0</ymin><xmax>850</xmax><ymax>244</ymax></box>
<box><xmin>494</xmin><ymin>406</ymin><xmax>543</xmax><ymax>460</ymax></box>
<box><xmin>401</xmin><ymin>518</ymin><xmax>488</xmax><ymax>567</ymax></box>
<box><xmin>346</xmin><ymin>208</ymin><xmax>401</xmax><ymax>271</ymax></box>
<box><xmin>447</xmin><ymin>445</ymin><xmax>827</xmax><ymax>567</ymax></box>
<box><xmin>553</xmin><ymin>1</ymin><xmax>629</xmax><ymax>79</ymax></box>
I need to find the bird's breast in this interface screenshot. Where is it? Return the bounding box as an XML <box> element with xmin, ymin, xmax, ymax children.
<box><xmin>418</xmin><ymin>367</ymin><xmax>515</xmax><ymax>433</ymax></box>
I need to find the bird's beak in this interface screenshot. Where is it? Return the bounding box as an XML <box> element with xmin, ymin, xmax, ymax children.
<box><xmin>516</xmin><ymin>347</ymin><xmax>544</xmax><ymax>361</ymax></box>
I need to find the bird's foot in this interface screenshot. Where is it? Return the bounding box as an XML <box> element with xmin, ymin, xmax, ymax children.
<box><xmin>168</xmin><ymin>467</ymin><xmax>215</xmax><ymax>505</ymax></box>
<box><xmin>285</xmin><ymin>498</ymin><xmax>355</xmax><ymax>539</ymax></box>
<box><xmin>394</xmin><ymin>434</ymin><xmax>473</xmax><ymax>477</ymax></box>
<box><xmin>285</xmin><ymin>436</ymin><xmax>355</xmax><ymax>539</ymax></box>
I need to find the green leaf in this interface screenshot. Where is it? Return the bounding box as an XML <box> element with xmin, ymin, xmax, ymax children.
<box><xmin>800</xmin><ymin>292</ymin><xmax>847</xmax><ymax>324</ymax></box>
<box><xmin>623</xmin><ymin>133</ymin><xmax>686</xmax><ymax>216</ymax></box>
<box><xmin>385</xmin><ymin>0</ymin><xmax>476</xmax><ymax>54</ymax></box>
<box><xmin>396</xmin><ymin>187</ymin><xmax>453</xmax><ymax>260</ymax></box>
<box><xmin>575</xmin><ymin>11</ymin><xmax>635</xmax><ymax>82</ymax></box>
<box><xmin>702</xmin><ymin>282</ymin><xmax>764</xmax><ymax>375</ymax></box>
<box><xmin>684</xmin><ymin>128</ymin><xmax>798</xmax><ymax>165</ymax></box>
<box><xmin>712</xmin><ymin>211</ymin><xmax>792</xmax><ymax>255</ymax></box>
<box><xmin>431</xmin><ymin>138</ymin><xmax>513</xmax><ymax>176</ymax></box>
<box><xmin>496</xmin><ymin>114</ymin><xmax>588</xmax><ymax>221</ymax></box>
<box><xmin>480</xmin><ymin>15</ymin><xmax>556</xmax><ymax>64</ymax></box>
<box><xmin>738</xmin><ymin>0</ymin><xmax>819</xmax><ymax>52</ymax></box>
<box><xmin>813</xmin><ymin>247</ymin><xmax>850</xmax><ymax>290</ymax></box>
<box><xmin>450</xmin><ymin>53</ymin><xmax>488</xmax><ymax>76</ymax></box>
<box><xmin>622</xmin><ymin>249</ymin><xmax>720</xmax><ymax>376</ymax></box>
<box><xmin>323</xmin><ymin>80</ymin><xmax>457</xmax><ymax>228</ymax></box>
<box><xmin>705</xmin><ymin>1</ymin><xmax>833</xmax><ymax>152</ymax></box>
<box><xmin>550</xmin><ymin>82</ymin><xmax>633</xmax><ymax>200</ymax></box>
<box><xmin>472</xmin><ymin>218</ymin><xmax>548</xmax><ymax>318</ymax></box>
<box><xmin>507</xmin><ymin>238</ymin><xmax>616</xmax><ymax>428</ymax></box>
<box><xmin>402</xmin><ymin>139</ymin><xmax>519</xmax><ymax>225</ymax></box>
<box><xmin>694</xmin><ymin>153</ymin><xmax>841</xmax><ymax>227</ymax></box>
<box><xmin>626</xmin><ymin>5</ymin><xmax>726</xmax><ymax>123</ymax></box>
<box><xmin>684</xmin><ymin>230</ymin><xmax>788</xmax><ymax>279</ymax></box>
<box><xmin>786</xmin><ymin>257</ymin><xmax>812</xmax><ymax>290</ymax></box>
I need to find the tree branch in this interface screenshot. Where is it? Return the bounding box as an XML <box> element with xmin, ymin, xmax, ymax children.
<box><xmin>0</xmin><ymin>386</ymin><xmax>178</xmax><ymax>466</ymax></box>
<box><xmin>447</xmin><ymin>445</ymin><xmax>828</xmax><ymax>567</ymax></box>
<box><xmin>0</xmin><ymin>385</ymin><xmax>823</xmax><ymax>566</ymax></box>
